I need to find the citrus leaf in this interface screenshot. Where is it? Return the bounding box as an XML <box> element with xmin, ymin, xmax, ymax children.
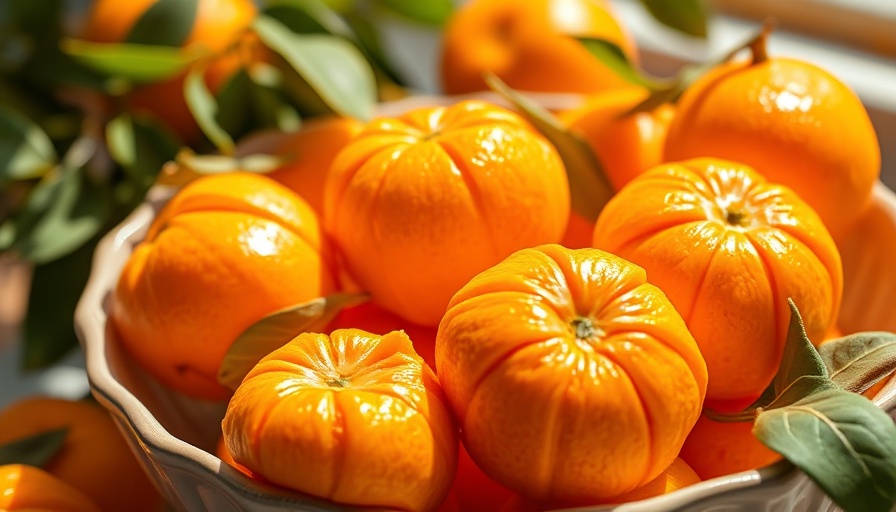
<box><xmin>61</xmin><ymin>38</ymin><xmax>198</xmax><ymax>83</ymax></box>
<box><xmin>246</xmin><ymin>67</ymin><xmax>303</xmax><ymax>133</ymax></box>
<box><xmin>484</xmin><ymin>72</ymin><xmax>613</xmax><ymax>223</ymax></box>
<box><xmin>576</xmin><ymin>38</ymin><xmax>669</xmax><ymax>90</ymax></box>
<box><xmin>218</xmin><ymin>293</ymin><xmax>369</xmax><ymax>390</ymax></box>
<box><xmin>214</xmin><ymin>68</ymin><xmax>254</xmax><ymax>137</ymax></box>
<box><xmin>125</xmin><ymin>0</ymin><xmax>198</xmax><ymax>47</ymax></box>
<box><xmin>638</xmin><ymin>0</ymin><xmax>708</xmax><ymax>39</ymax></box>
<box><xmin>106</xmin><ymin>114</ymin><xmax>180</xmax><ymax>194</ymax></box>
<box><xmin>253</xmin><ymin>15</ymin><xmax>376</xmax><ymax>121</ymax></box>
<box><xmin>378</xmin><ymin>0</ymin><xmax>454</xmax><ymax>26</ymax></box>
<box><xmin>12</xmin><ymin>139</ymin><xmax>111</xmax><ymax>264</ymax></box>
<box><xmin>184</xmin><ymin>64</ymin><xmax>235</xmax><ymax>154</ymax></box>
<box><xmin>754</xmin><ymin>389</ymin><xmax>896</xmax><ymax>512</ymax></box>
<box><xmin>773</xmin><ymin>299</ymin><xmax>829</xmax><ymax>394</ymax></box>
<box><xmin>819</xmin><ymin>333</ymin><xmax>896</xmax><ymax>395</ymax></box>
<box><xmin>0</xmin><ymin>428</ymin><xmax>68</xmax><ymax>467</ymax></box>
<box><xmin>763</xmin><ymin>375</ymin><xmax>838</xmax><ymax>410</ymax></box>
<box><xmin>0</xmin><ymin>107</ymin><xmax>57</xmax><ymax>184</ymax></box>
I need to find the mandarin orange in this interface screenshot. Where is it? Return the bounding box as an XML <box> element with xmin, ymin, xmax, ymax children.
<box><xmin>0</xmin><ymin>464</ymin><xmax>102</xmax><ymax>512</ymax></box>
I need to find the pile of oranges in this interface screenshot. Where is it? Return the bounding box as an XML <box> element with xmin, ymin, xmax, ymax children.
<box><xmin>5</xmin><ymin>0</ymin><xmax>887</xmax><ymax>511</ymax></box>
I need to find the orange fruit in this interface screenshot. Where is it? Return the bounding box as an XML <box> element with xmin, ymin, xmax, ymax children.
<box><xmin>111</xmin><ymin>172</ymin><xmax>337</xmax><ymax>400</ymax></box>
<box><xmin>559</xmin><ymin>88</ymin><xmax>675</xmax><ymax>192</ymax></box>
<box><xmin>82</xmin><ymin>0</ymin><xmax>259</xmax><ymax>143</ymax></box>
<box><xmin>450</xmin><ymin>442</ymin><xmax>515</xmax><ymax>512</ymax></box>
<box><xmin>324</xmin><ymin>100</ymin><xmax>570</xmax><ymax>326</ymax></box>
<box><xmin>664</xmin><ymin>55</ymin><xmax>880</xmax><ymax>237</ymax></box>
<box><xmin>325</xmin><ymin>302</ymin><xmax>438</xmax><ymax>369</ymax></box>
<box><xmin>0</xmin><ymin>464</ymin><xmax>102</xmax><ymax>512</ymax></box>
<box><xmin>266</xmin><ymin>116</ymin><xmax>365</xmax><ymax>215</ymax></box>
<box><xmin>679</xmin><ymin>404</ymin><xmax>781</xmax><ymax>481</ymax></box>
<box><xmin>436</xmin><ymin>244</ymin><xmax>707</xmax><ymax>504</ymax></box>
<box><xmin>499</xmin><ymin>458</ymin><xmax>700</xmax><ymax>511</ymax></box>
<box><xmin>593</xmin><ymin>158</ymin><xmax>843</xmax><ymax>401</ymax></box>
<box><xmin>440</xmin><ymin>0</ymin><xmax>637</xmax><ymax>95</ymax></box>
<box><xmin>215</xmin><ymin>436</ymin><xmax>256</xmax><ymax>478</ymax></box>
<box><xmin>222</xmin><ymin>329</ymin><xmax>458</xmax><ymax>512</ymax></box>
<box><xmin>0</xmin><ymin>397</ymin><xmax>161</xmax><ymax>512</ymax></box>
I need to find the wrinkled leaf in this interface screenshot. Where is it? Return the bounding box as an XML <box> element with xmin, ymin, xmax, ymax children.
<box><xmin>774</xmin><ymin>299</ymin><xmax>830</xmax><ymax>394</ymax></box>
<box><xmin>61</xmin><ymin>38</ymin><xmax>198</xmax><ymax>83</ymax></box>
<box><xmin>12</xmin><ymin>139</ymin><xmax>111</xmax><ymax>264</ymax></box>
<box><xmin>125</xmin><ymin>0</ymin><xmax>198</xmax><ymax>47</ymax></box>
<box><xmin>23</xmin><ymin>235</ymin><xmax>99</xmax><ymax>369</ymax></box>
<box><xmin>218</xmin><ymin>293</ymin><xmax>368</xmax><ymax>389</ymax></box>
<box><xmin>253</xmin><ymin>15</ymin><xmax>375</xmax><ymax>121</ymax></box>
<box><xmin>0</xmin><ymin>107</ymin><xmax>57</xmax><ymax>184</ymax></box>
<box><xmin>576</xmin><ymin>38</ymin><xmax>669</xmax><ymax>90</ymax></box>
<box><xmin>638</xmin><ymin>0</ymin><xmax>708</xmax><ymax>38</ymax></box>
<box><xmin>0</xmin><ymin>428</ymin><xmax>68</xmax><ymax>467</ymax></box>
<box><xmin>378</xmin><ymin>0</ymin><xmax>454</xmax><ymax>26</ymax></box>
<box><xmin>184</xmin><ymin>65</ymin><xmax>235</xmax><ymax>154</ymax></box>
<box><xmin>819</xmin><ymin>333</ymin><xmax>896</xmax><ymax>394</ymax></box>
<box><xmin>485</xmin><ymin>72</ymin><xmax>613</xmax><ymax>223</ymax></box>
<box><xmin>106</xmin><ymin>114</ymin><xmax>180</xmax><ymax>195</ymax></box>
<box><xmin>763</xmin><ymin>375</ymin><xmax>838</xmax><ymax>410</ymax></box>
<box><xmin>755</xmin><ymin>389</ymin><xmax>896</xmax><ymax>512</ymax></box>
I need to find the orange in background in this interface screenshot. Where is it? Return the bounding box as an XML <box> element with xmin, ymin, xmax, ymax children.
<box><xmin>325</xmin><ymin>100</ymin><xmax>570</xmax><ymax>327</ymax></box>
<box><xmin>440</xmin><ymin>0</ymin><xmax>638</xmax><ymax>95</ymax></box>
<box><xmin>0</xmin><ymin>397</ymin><xmax>162</xmax><ymax>512</ymax></box>
<box><xmin>223</xmin><ymin>329</ymin><xmax>458</xmax><ymax>512</ymax></box>
<box><xmin>436</xmin><ymin>244</ymin><xmax>706</xmax><ymax>504</ymax></box>
<box><xmin>0</xmin><ymin>464</ymin><xmax>102</xmax><ymax>512</ymax></box>
<box><xmin>112</xmin><ymin>173</ymin><xmax>336</xmax><ymax>400</ymax></box>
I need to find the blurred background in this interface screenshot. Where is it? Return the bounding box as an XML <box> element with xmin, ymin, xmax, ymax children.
<box><xmin>1</xmin><ymin>0</ymin><xmax>894</xmax><ymax>407</ymax></box>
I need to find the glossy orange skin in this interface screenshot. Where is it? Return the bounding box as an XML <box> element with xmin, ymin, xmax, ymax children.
<box><xmin>222</xmin><ymin>329</ymin><xmax>458</xmax><ymax>512</ymax></box>
<box><xmin>499</xmin><ymin>458</ymin><xmax>700</xmax><ymax>511</ymax></box>
<box><xmin>0</xmin><ymin>464</ymin><xmax>102</xmax><ymax>512</ymax></box>
<box><xmin>267</xmin><ymin>116</ymin><xmax>365</xmax><ymax>215</ymax></box>
<box><xmin>560</xmin><ymin>88</ymin><xmax>675</xmax><ymax>192</ymax></box>
<box><xmin>594</xmin><ymin>159</ymin><xmax>843</xmax><ymax>401</ymax></box>
<box><xmin>664</xmin><ymin>58</ymin><xmax>880</xmax><ymax>237</ymax></box>
<box><xmin>0</xmin><ymin>398</ymin><xmax>161</xmax><ymax>512</ymax></box>
<box><xmin>82</xmin><ymin>0</ymin><xmax>259</xmax><ymax>144</ymax></box>
<box><xmin>440</xmin><ymin>0</ymin><xmax>637</xmax><ymax>94</ymax></box>
<box><xmin>325</xmin><ymin>100</ymin><xmax>570</xmax><ymax>326</ymax></box>
<box><xmin>215</xmin><ymin>436</ymin><xmax>256</xmax><ymax>479</ymax></box>
<box><xmin>679</xmin><ymin>407</ymin><xmax>781</xmax><ymax>480</ymax></box>
<box><xmin>325</xmin><ymin>302</ymin><xmax>438</xmax><ymax>369</ymax></box>
<box><xmin>436</xmin><ymin>244</ymin><xmax>707</xmax><ymax>503</ymax></box>
<box><xmin>112</xmin><ymin>173</ymin><xmax>337</xmax><ymax>400</ymax></box>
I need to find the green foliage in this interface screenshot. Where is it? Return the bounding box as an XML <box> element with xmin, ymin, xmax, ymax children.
<box><xmin>0</xmin><ymin>428</ymin><xmax>68</xmax><ymax>467</ymax></box>
<box><xmin>638</xmin><ymin>0</ymin><xmax>708</xmax><ymax>38</ymax></box>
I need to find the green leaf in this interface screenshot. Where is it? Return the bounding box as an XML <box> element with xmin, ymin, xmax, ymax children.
<box><xmin>638</xmin><ymin>0</ymin><xmax>708</xmax><ymax>39</ymax></box>
<box><xmin>247</xmin><ymin>67</ymin><xmax>303</xmax><ymax>133</ymax></box>
<box><xmin>23</xmin><ymin>235</ymin><xmax>100</xmax><ymax>369</ymax></box>
<box><xmin>253</xmin><ymin>15</ymin><xmax>376</xmax><ymax>121</ymax></box>
<box><xmin>484</xmin><ymin>72</ymin><xmax>613</xmax><ymax>223</ymax></box>
<box><xmin>819</xmin><ymin>333</ymin><xmax>896</xmax><ymax>395</ymax></box>
<box><xmin>754</xmin><ymin>389</ymin><xmax>896</xmax><ymax>512</ymax></box>
<box><xmin>106</xmin><ymin>114</ymin><xmax>180</xmax><ymax>197</ymax></box>
<box><xmin>125</xmin><ymin>0</ymin><xmax>198</xmax><ymax>47</ymax></box>
<box><xmin>61</xmin><ymin>38</ymin><xmax>198</xmax><ymax>83</ymax></box>
<box><xmin>184</xmin><ymin>65</ymin><xmax>235</xmax><ymax>154</ymax></box>
<box><xmin>378</xmin><ymin>0</ymin><xmax>454</xmax><ymax>26</ymax></box>
<box><xmin>343</xmin><ymin>13</ymin><xmax>404</xmax><ymax>86</ymax></box>
<box><xmin>576</xmin><ymin>38</ymin><xmax>669</xmax><ymax>90</ymax></box>
<box><xmin>764</xmin><ymin>375</ymin><xmax>838</xmax><ymax>410</ymax></box>
<box><xmin>214</xmin><ymin>69</ymin><xmax>254</xmax><ymax>138</ymax></box>
<box><xmin>12</xmin><ymin>140</ymin><xmax>111</xmax><ymax>264</ymax></box>
<box><xmin>218</xmin><ymin>293</ymin><xmax>368</xmax><ymax>389</ymax></box>
<box><xmin>774</xmin><ymin>299</ymin><xmax>830</xmax><ymax>394</ymax></box>
<box><xmin>0</xmin><ymin>107</ymin><xmax>57</xmax><ymax>184</ymax></box>
<box><xmin>0</xmin><ymin>428</ymin><xmax>68</xmax><ymax>467</ymax></box>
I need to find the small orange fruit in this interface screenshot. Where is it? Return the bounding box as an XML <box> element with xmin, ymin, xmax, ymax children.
<box><xmin>440</xmin><ymin>0</ymin><xmax>637</xmax><ymax>94</ymax></box>
<box><xmin>0</xmin><ymin>464</ymin><xmax>102</xmax><ymax>512</ymax></box>
<box><xmin>222</xmin><ymin>329</ymin><xmax>458</xmax><ymax>512</ymax></box>
<box><xmin>324</xmin><ymin>100</ymin><xmax>570</xmax><ymax>326</ymax></box>
<box><xmin>450</xmin><ymin>442</ymin><xmax>515</xmax><ymax>512</ymax></box>
<box><xmin>266</xmin><ymin>116</ymin><xmax>365</xmax><ymax>215</ymax></box>
<box><xmin>215</xmin><ymin>436</ymin><xmax>256</xmax><ymax>478</ymax></box>
<box><xmin>679</xmin><ymin>405</ymin><xmax>781</xmax><ymax>481</ymax></box>
<box><xmin>559</xmin><ymin>88</ymin><xmax>675</xmax><ymax>192</ymax></box>
<box><xmin>111</xmin><ymin>172</ymin><xmax>337</xmax><ymax>400</ymax></box>
<box><xmin>436</xmin><ymin>244</ymin><xmax>707</xmax><ymax>504</ymax></box>
<box><xmin>593</xmin><ymin>158</ymin><xmax>843</xmax><ymax>401</ymax></box>
<box><xmin>0</xmin><ymin>397</ymin><xmax>161</xmax><ymax>512</ymax></box>
<box><xmin>664</xmin><ymin>54</ymin><xmax>880</xmax><ymax>236</ymax></box>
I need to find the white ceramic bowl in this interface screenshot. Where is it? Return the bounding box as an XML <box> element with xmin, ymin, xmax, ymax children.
<box><xmin>75</xmin><ymin>95</ymin><xmax>896</xmax><ymax>512</ymax></box>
